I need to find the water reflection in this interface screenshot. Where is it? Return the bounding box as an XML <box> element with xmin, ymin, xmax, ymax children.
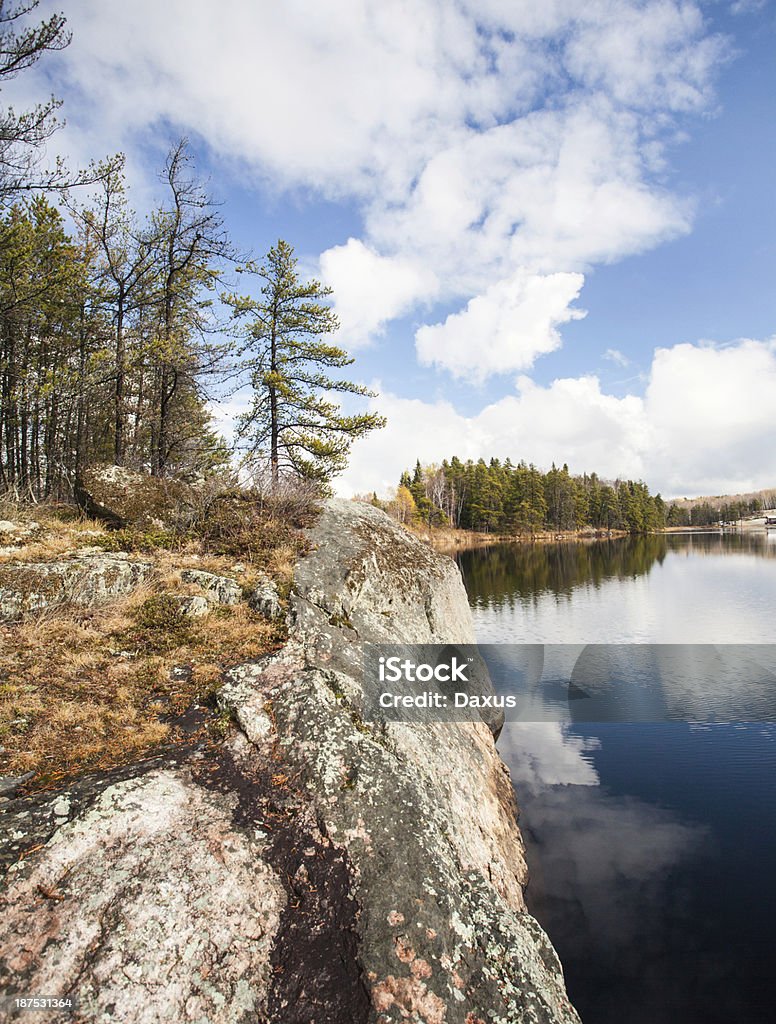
<box><xmin>460</xmin><ymin>535</ymin><xmax>776</xmax><ymax>1024</ymax></box>
<box><xmin>457</xmin><ymin>534</ymin><xmax>670</xmax><ymax>607</ymax></box>
<box><xmin>458</xmin><ymin>530</ymin><xmax>776</xmax><ymax>610</ymax></box>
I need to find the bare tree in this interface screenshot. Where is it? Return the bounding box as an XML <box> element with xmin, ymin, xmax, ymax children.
<box><xmin>149</xmin><ymin>139</ymin><xmax>235</xmax><ymax>476</ymax></box>
<box><xmin>424</xmin><ymin>464</ymin><xmax>448</xmax><ymax>529</ymax></box>
<box><xmin>0</xmin><ymin>1</ymin><xmax>123</xmax><ymax>211</ymax></box>
<box><xmin>71</xmin><ymin>157</ymin><xmax>156</xmax><ymax>465</ymax></box>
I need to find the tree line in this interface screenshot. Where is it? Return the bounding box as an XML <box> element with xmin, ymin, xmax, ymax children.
<box><xmin>0</xmin><ymin>2</ymin><xmax>381</xmax><ymax>500</ymax></box>
<box><xmin>665</xmin><ymin>496</ymin><xmax>773</xmax><ymax>527</ymax></box>
<box><xmin>0</xmin><ymin>151</ymin><xmax>235</xmax><ymax>497</ymax></box>
<box><xmin>384</xmin><ymin>458</ymin><xmax>667</xmax><ymax>534</ymax></box>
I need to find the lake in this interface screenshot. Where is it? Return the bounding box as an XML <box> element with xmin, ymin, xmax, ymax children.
<box><xmin>457</xmin><ymin>532</ymin><xmax>776</xmax><ymax>1024</ymax></box>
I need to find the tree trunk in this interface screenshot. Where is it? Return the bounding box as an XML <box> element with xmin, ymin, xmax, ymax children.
<box><xmin>114</xmin><ymin>287</ymin><xmax>125</xmax><ymax>466</ymax></box>
<box><xmin>270</xmin><ymin>315</ymin><xmax>278</xmax><ymax>489</ymax></box>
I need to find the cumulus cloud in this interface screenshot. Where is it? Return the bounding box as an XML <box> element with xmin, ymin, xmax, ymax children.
<box><xmin>14</xmin><ymin>0</ymin><xmax>763</xmax><ymax>498</ymax></box>
<box><xmin>498</xmin><ymin>723</ymin><xmax>601</xmax><ymax>789</ymax></box>
<box><xmin>363</xmin><ymin>99</ymin><xmax>694</xmax><ymax>283</ymax></box>
<box><xmin>338</xmin><ymin>338</ymin><xmax>776</xmax><ymax>499</ymax></box>
<box><xmin>319</xmin><ymin>239</ymin><xmax>438</xmax><ymax>346</ymax></box>
<box><xmin>514</xmin><ymin>778</ymin><xmax>706</xmax><ymax>956</ymax></box>
<box><xmin>645</xmin><ymin>339</ymin><xmax>776</xmax><ymax>494</ymax></box>
<box><xmin>415</xmin><ymin>270</ymin><xmax>585</xmax><ymax>379</ymax></box>
<box><xmin>16</xmin><ymin>0</ymin><xmax>729</xmax><ymax>380</ymax></box>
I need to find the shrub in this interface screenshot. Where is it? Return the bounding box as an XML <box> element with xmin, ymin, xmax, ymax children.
<box><xmin>132</xmin><ymin>594</ymin><xmax>191</xmax><ymax>649</ymax></box>
<box><xmin>94</xmin><ymin>528</ymin><xmax>178</xmax><ymax>554</ymax></box>
<box><xmin>190</xmin><ymin>482</ymin><xmax>320</xmax><ymax>560</ymax></box>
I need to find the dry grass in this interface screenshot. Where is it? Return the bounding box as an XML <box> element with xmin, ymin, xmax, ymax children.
<box><xmin>0</xmin><ymin>587</ymin><xmax>284</xmax><ymax>788</ymax></box>
<box><xmin>0</xmin><ymin>494</ymin><xmax>310</xmax><ymax>791</ymax></box>
<box><xmin>404</xmin><ymin>521</ymin><xmax>631</xmax><ymax>554</ymax></box>
<box><xmin>0</xmin><ymin>516</ymin><xmax>110</xmax><ymax>565</ymax></box>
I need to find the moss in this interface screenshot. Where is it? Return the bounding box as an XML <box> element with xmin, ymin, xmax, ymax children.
<box><xmin>94</xmin><ymin>528</ymin><xmax>178</xmax><ymax>554</ymax></box>
<box><xmin>211</xmin><ymin>704</ymin><xmax>237</xmax><ymax>738</ymax></box>
<box><xmin>132</xmin><ymin>594</ymin><xmax>192</xmax><ymax>650</ymax></box>
<box><xmin>328</xmin><ymin>609</ymin><xmax>354</xmax><ymax>629</ymax></box>
<box><xmin>324</xmin><ymin>676</ymin><xmax>346</xmax><ymax>700</ymax></box>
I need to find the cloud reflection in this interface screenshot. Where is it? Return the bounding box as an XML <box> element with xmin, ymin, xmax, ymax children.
<box><xmin>498</xmin><ymin>721</ymin><xmax>710</xmax><ymax>1022</ymax></box>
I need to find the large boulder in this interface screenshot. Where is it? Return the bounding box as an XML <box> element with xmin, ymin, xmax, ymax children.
<box><xmin>0</xmin><ymin>500</ymin><xmax>579</xmax><ymax>1024</ymax></box>
<box><xmin>223</xmin><ymin>500</ymin><xmax>579</xmax><ymax>1023</ymax></box>
<box><xmin>0</xmin><ymin>551</ymin><xmax>152</xmax><ymax>622</ymax></box>
<box><xmin>0</xmin><ymin>769</ymin><xmax>285</xmax><ymax>1022</ymax></box>
<box><xmin>75</xmin><ymin>464</ymin><xmax>194</xmax><ymax>530</ymax></box>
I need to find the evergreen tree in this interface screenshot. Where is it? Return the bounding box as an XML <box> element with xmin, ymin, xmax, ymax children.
<box><xmin>225</xmin><ymin>239</ymin><xmax>385</xmax><ymax>487</ymax></box>
<box><xmin>398</xmin><ymin>456</ymin><xmax>665</xmax><ymax>536</ymax></box>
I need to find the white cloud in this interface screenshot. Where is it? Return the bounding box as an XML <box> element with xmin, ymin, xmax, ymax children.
<box><xmin>512</xmin><ymin>778</ymin><xmax>706</xmax><ymax>950</ymax></box>
<box><xmin>15</xmin><ymin>0</ymin><xmax>729</xmax><ymax>381</ymax></box>
<box><xmin>729</xmin><ymin>0</ymin><xmax>766</xmax><ymax>14</ymax></box>
<box><xmin>564</xmin><ymin>1</ymin><xmax>725</xmax><ymax>111</ymax></box>
<box><xmin>14</xmin><ymin>1</ymin><xmax>764</xmax><ymax>499</ymax></box>
<box><xmin>498</xmin><ymin>723</ymin><xmax>601</xmax><ymax>789</ymax></box>
<box><xmin>645</xmin><ymin>339</ymin><xmax>776</xmax><ymax>494</ymax></box>
<box><xmin>338</xmin><ymin>374</ymin><xmax>650</xmax><ymax>497</ymax></box>
<box><xmin>337</xmin><ymin>338</ymin><xmax>776</xmax><ymax>499</ymax></box>
<box><xmin>415</xmin><ymin>270</ymin><xmax>585</xmax><ymax>380</ymax></box>
<box><xmin>604</xmin><ymin>348</ymin><xmax>630</xmax><ymax>367</ymax></box>
<box><xmin>319</xmin><ymin>239</ymin><xmax>438</xmax><ymax>346</ymax></box>
<box><xmin>364</xmin><ymin>99</ymin><xmax>694</xmax><ymax>284</ymax></box>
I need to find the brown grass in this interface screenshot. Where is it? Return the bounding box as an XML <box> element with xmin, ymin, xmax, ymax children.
<box><xmin>0</xmin><ymin>494</ymin><xmax>310</xmax><ymax>791</ymax></box>
<box><xmin>0</xmin><ymin>588</ymin><xmax>285</xmax><ymax>788</ymax></box>
<box><xmin>404</xmin><ymin>522</ymin><xmax>631</xmax><ymax>554</ymax></box>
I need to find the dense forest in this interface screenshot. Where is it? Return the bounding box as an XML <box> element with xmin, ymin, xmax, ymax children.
<box><xmin>0</xmin><ymin>155</ymin><xmax>237</xmax><ymax>499</ymax></box>
<box><xmin>383</xmin><ymin>460</ymin><xmax>775</xmax><ymax>535</ymax></box>
<box><xmin>387</xmin><ymin>458</ymin><xmax>667</xmax><ymax>534</ymax></box>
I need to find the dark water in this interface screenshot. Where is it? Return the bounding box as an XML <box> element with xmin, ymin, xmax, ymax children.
<box><xmin>457</xmin><ymin>532</ymin><xmax>776</xmax><ymax>1024</ymax></box>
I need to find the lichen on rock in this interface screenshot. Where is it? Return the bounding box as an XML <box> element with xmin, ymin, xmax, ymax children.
<box><xmin>180</xmin><ymin>568</ymin><xmax>242</xmax><ymax>606</ymax></box>
<box><xmin>0</xmin><ymin>768</ymin><xmax>285</xmax><ymax>1023</ymax></box>
<box><xmin>222</xmin><ymin>499</ymin><xmax>581</xmax><ymax>1024</ymax></box>
<box><xmin>0</xmin><ymin>551</ymin><xmax>152</xmax><ymax>622</ymax></box>
<box><xmin>0</xmin><ymin>499</ymin><xmax>580</xmax><ymax>1024</ymax></box>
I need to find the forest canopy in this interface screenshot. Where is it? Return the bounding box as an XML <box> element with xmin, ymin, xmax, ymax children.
<box><xmin>390</xmin><ymin>458</ymin><xmax>667</xmax><ymax>534</ymax></box>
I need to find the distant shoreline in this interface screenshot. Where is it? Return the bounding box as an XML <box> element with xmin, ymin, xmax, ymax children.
<box><xmin>417</xmin><ymin>521</ymin><xmax>774</xmax><ymax>553</ymax></box>
<box><xmin>414</xmin><ymin>525</ymin><xmax>630</xmax><ymax>553</ymax></box>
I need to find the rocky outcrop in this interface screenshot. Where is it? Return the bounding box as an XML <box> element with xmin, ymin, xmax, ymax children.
<box><xmin>247</xmin><ymin>573</ymin><xmax>283</xmax><ymax>621</ymax></box>
<box><xmin>1</xmin><ymin>766</ymin><xmax>285</xmax><ymax>1023</ymax></box>
<box><xmin>0</xmin><ymin>500</ymin><xmax>579</xmax><ymax>1023</ymax></box>
<box><xmin>180</xmin><ymin>568</ymin><xmax>242</xmax><ymax>606</ymax></box>
<box><xmin>0</xmin><ymin>551</ymin><xmax>152</xmax><ymax>622</ymax></box>
<box><xmin>0</xmin><ymin>520</ymin><xmax>41</xmax><ymax>554</ymax></box>
<box><xmin>75</xmin><ymin>464</ymin><xmax>195</xmax><ymax>529</ymax></box>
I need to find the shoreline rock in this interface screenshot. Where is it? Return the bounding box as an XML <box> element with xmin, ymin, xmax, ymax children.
<box><xmin>0</xmin><ymin>499</ymin><xmax>580</xmax><ymax>1023</ymax></box>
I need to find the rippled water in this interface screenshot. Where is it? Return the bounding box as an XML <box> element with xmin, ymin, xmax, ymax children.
<box><xmin>457</xmin><ymin>532</ymin><xmax>776</xmax><ymax>1024</ymax></box>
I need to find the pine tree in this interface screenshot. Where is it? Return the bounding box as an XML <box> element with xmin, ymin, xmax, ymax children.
<box><xmin>225</xmin><ymin>239</ymin><xmax>385</xmax><ymax>487</ymax></box>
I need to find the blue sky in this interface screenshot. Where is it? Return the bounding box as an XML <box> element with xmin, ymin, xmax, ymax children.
<box><xmin>10</xmin><ymin>0</ymin><xmax>776</xmax><ymax>497</ymax></box>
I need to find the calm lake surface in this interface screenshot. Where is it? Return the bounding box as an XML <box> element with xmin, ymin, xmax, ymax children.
<box><xmin>457</xmin><ymin>532</ymin><xmax>776</xmax><ymax>1024</ymax></box>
